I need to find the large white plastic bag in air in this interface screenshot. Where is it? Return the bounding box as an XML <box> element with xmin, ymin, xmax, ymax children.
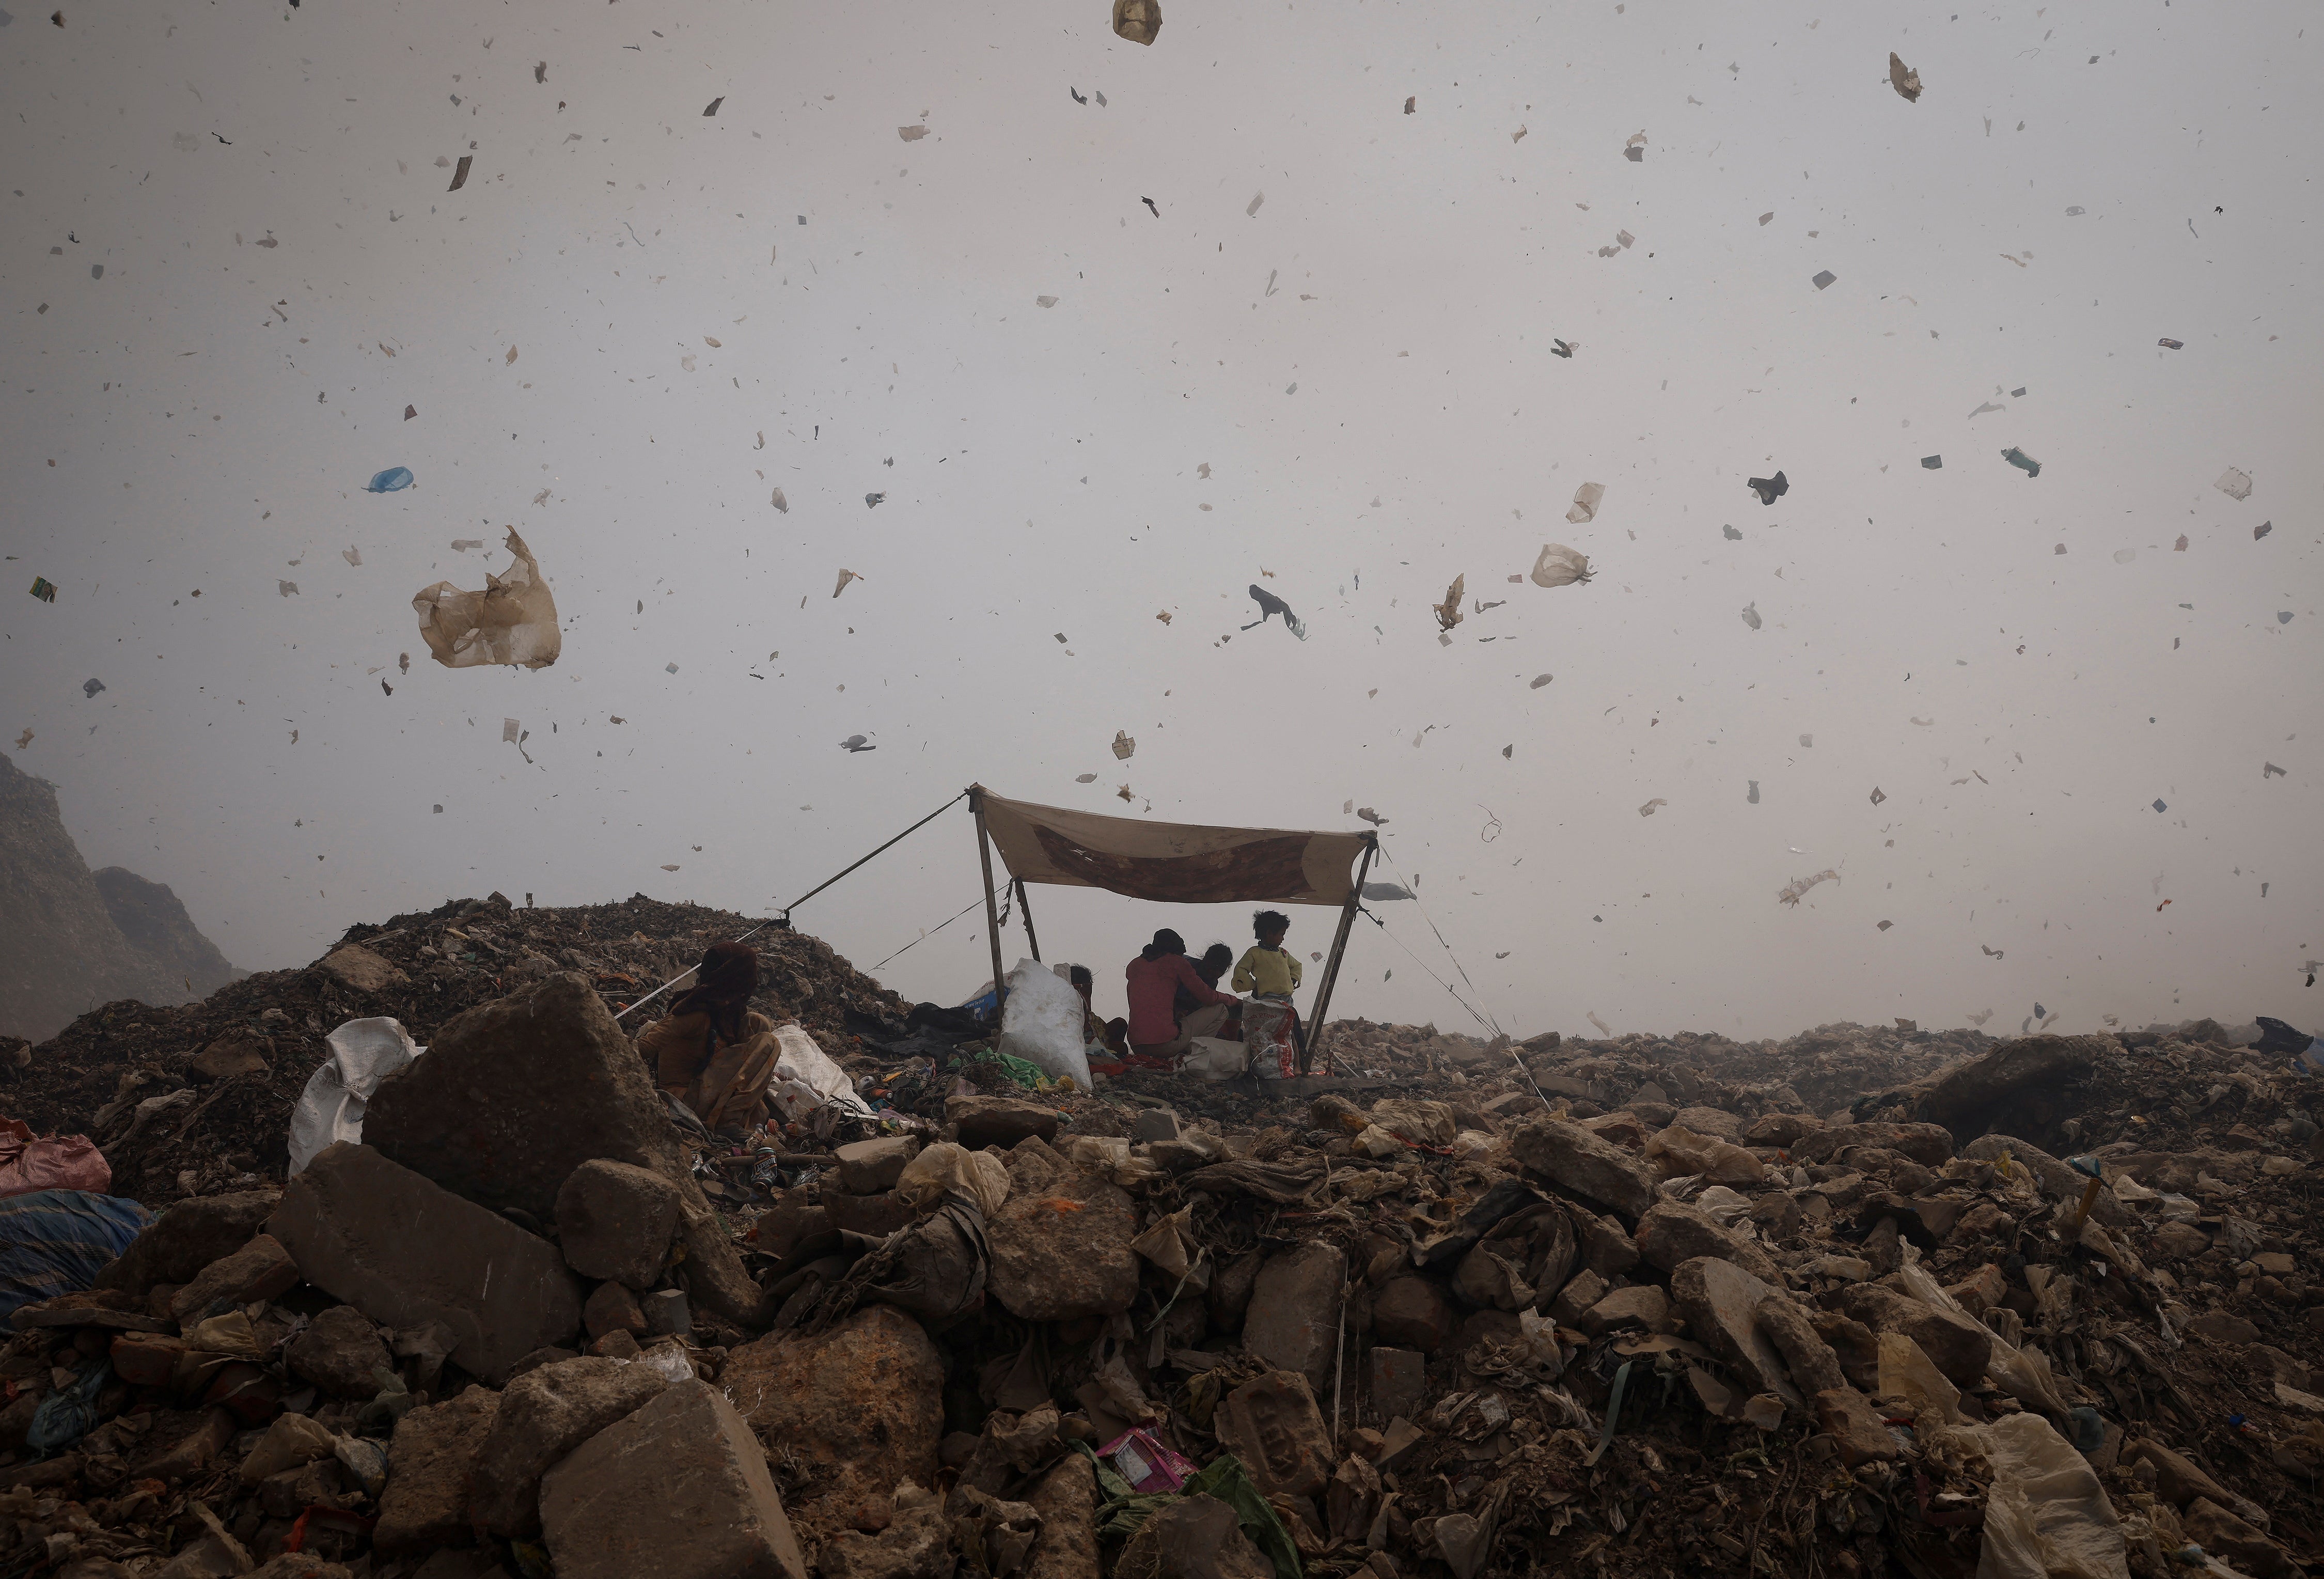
<box><xmin>289</xmin><ymin>1018</ymin><xmax>421</xmax><ymax>1174</ymax></box>
<box><xmin>997</xmin><ymin>957</ymin><xmax>1093</xmax><ymax>1089</ymax></box>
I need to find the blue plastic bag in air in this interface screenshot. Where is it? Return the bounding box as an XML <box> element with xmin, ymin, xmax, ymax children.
<box><xmin>365</xmin><ymin>466</ymin><xmax>414</xmax><ymax>493</ymax></box>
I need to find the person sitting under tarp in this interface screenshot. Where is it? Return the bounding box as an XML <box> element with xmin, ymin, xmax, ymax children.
<box><xmin>1067</xmin><ymin>965</ymin><xmax>1133</xmax><ymax>1064</ymax></box>
<box><xmin>1180</xmin><ymin>943</ymin><xmax>1243</xmax><ymax>1041</ymax></box>
<box><xmin>637</xmin><ymin>942</ymin><xmax>782</xmax><ymax>1132</ymax></box>
<box><xmin>1125</xmin><ymin>929</ymin><xmax>1238</xmax><ymax>1061</ymax></box>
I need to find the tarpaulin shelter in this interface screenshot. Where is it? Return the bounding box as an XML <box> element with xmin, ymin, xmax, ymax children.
<box><xmin>967</xmin><ymin>786</ymin><xmax>1377</xmax><ymax>1069</ymax></box>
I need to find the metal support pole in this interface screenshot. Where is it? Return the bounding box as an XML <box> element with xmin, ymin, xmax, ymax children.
<box><xmin>1304</xmin><ymin>837</ymin><xmax>1375</xmax><ymax>1074</ymax></box>
<box><xmin>1016</xmin><ymin>878</ymin><xmax>1042</xmax><ymax>962</ymax></box>
<box><xmin>970</xmin><ymin>788</ymin><xmax>1008</xmax><ymax>1005</ymax></box>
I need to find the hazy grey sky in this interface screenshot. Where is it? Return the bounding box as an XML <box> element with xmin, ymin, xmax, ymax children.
<box><xmin>5</xmin><ymin>0</ymin><xmax>2318</xmax><ymax>1041</ymax></box>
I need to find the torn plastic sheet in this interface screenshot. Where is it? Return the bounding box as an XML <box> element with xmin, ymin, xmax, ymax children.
<box><xmin>1921</xmin><ymin>455</ymin><xmax>1942</xmax><ymax>469</ymax></box>
<box><xmin>1811</xmin><ymin>270</ymin><xmax>1836</xmax><ymax>290</ymax></box>
<box><xmin>1529</xmin><ymin>543</ymin><xmax>1592</xmax><ymax>587</ymax></box>
<box><xmin>1778</xmin><ymin>869</ymin><xmax>1839</xmax><ymax>907</ymax></box>
<box><xmin>1565</xmin><ymin>482</ymin><xmax>1604</xmax><ymax>524</ymax></box>
<box><xmin>1747</xmin><ymin>472</ymin><xmax>1788</xmax><ymax>505</ymax></box>
<box><xmin>1111</xmin><ymin>730</ymin><xmax>1135</xmax><ymax>760</ymax></box>
<box><xmin>1434</xmin><ymin>575</ymin><xmax>1465</xmax><ymax>632</ymax></box>
<box><xmin>834</xmin><ymin>569</ymin><xmax>859</xmax><ymax>598</ymax></box>
<box><xmin>2215</xmin><ymin>466</ymin><xmax>2253</xmax><ymax>501</ymax></box>
<box><xmin>364</xmin><ymin>466</ymin><xmax>414</xmax><ymax>493</ymax></box>
<box><xmin>2157</xmin><ymin>338</ymin><xmax>2183</xmax><ymax>350</ymax></box>
<box><xmin>1244</xmin><ymin>584</ymin><xmax>1307</xmax><ymax>639</ymax></box>
<box><xmin>1740</xmin><ymin>602</ymin><xmax>1761</xmax><ymax>631</ymax></box>
<box><xmin>2002</xmin><ymin>447</ymin><xmax>2042</xmax><ymax>478</ymax></box>
<box><xmin>1111</xmin><ymin>0</ymin><xmax>1161</xmax><ymax>45</ymax></box>
<box><xmin>412</xmin><ymin>529</ymin><xmax>561</xmax><ymax>669</ymax></box>
<box><xmin>1888</xmin><ymin>52</ymin><xmax>1922</xmax><ymax>101</ymax></box>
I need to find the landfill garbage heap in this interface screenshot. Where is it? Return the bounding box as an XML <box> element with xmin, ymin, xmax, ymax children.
<box><xmin>0</xmin><ymin>894</ymin><xmax>2315</xmax><ymax>1579</ymax></box>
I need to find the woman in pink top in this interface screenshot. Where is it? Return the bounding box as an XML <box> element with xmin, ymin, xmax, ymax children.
<box><xmin>1123</xmin><ymin>929</ymin><xmax>1238</xmax><ymax>1059</ymax></box>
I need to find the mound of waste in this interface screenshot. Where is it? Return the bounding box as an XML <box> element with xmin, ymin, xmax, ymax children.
<box><xmin>0</xmin><ymin>898</ymin><xmax>2316</xmax><ymax>1579</ymax></box>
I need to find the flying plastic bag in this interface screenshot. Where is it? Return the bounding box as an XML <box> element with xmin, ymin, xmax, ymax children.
<box><xmin>412</xmin><ymin>528</ymin><xmax>562</xmax><ymax>669</ymax></box>
<box><xmin>997</xmin><ymin>957</ymin><xmax>1094</xmax><ymax>1089</ymax></box>
<box><xmin>1529</xmin><ymin>544</ymin><xmax>1593</xmax><ymax>588</ymax></box>
<box><xmin>1111</xmin><ymin>0</ymin><xmax>1159</xmax><ymax>44</ymax></box>
<box><xmin>1565</xmin><ymin>483</ymin><xmax>1604</xmax><ymax>524</ymax></box>
<box><xmin>289</xmin><ymin>1019</ymin><xmax>421</xmax><ymax>1174</ymax></box>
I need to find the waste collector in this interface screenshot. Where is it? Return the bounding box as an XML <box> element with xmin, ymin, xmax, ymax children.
<box><xmin>637</xmin><ymin>941</ymin><xmax>781</xmax><ymax>1132</ymax></box>
<box><xmin>1124</xmin><ymin>929</ymin><xmax>1238</xmax><ymax>1060</ymax></box>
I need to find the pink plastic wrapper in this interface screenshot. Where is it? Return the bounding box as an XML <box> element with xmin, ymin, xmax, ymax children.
<box><xmin>1099</xmin><ymin>1428</ymin><xmax>1198</xmax><ymax>1494</ymax></box>
<box><xmin>0</xmin><ymin>1119</ymin><xmax>109</xmax><ymax>1199</ymax></box>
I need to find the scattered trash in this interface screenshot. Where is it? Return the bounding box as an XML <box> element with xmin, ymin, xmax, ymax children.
<box><xmin>1246</xmin><ymin>191</ymin><xmax>1264</xmax><ymax>217</ymax></box>
<box><xmin>364</xmin><ymin>466</ymin><xmax>414</xmax><ymax>493</ymax></box>
<box><xmin>704</xmin><ymin>97</ymin><xmax>724</xmax><ymax>117</ymax></box>
<box><xmin>278</xmin><ymin>580</ymin><xmax>299</xmax><ymax>597</ymax></box>
<box><xmin>82</xmin><ymin>678</ymin><xmax>104</xmax><ymax>698</ymax></box>
<box><xmin>2265</xmin><ymin>762</ymin><xmax>2287</xmax><ymax>778</ymax></box>
<box><xmin>2002</xmin><ymin>447</ymin><xmax>2042</xmax><ymax>478</ymax></box>
<box><xmin>1244</xmin><ymin>585</ymin><xmax>1307</xmax><ymax>639</ymax></box>
<box><xmin>27</xmin><ymin>576</ymin><xmax>57</xmax><ymax>603</ymax></box>
<box><xmin>1111</xmin><ymin>731</ymin><xmax>1135</xmax><ymax>760</ymax></box>
<box><xmin>1747</xmin><ymin>472</ymin><xmax>1788</xmax><ymax>506</ymax></box>
<box><xmin>1869</xmin><ymin>786</ymin><xmax>1887</xmax><ymax>804</ymax></box>
<box><xmin>2255</xmin><ymin>521</ymin><xmax>2272</xmax><ymax>540</ymax></box>
<box><xmin>1921</xmin><ymin>455</ymin><xmax>1942</xmax><ymax>469</ymax></box>
<box><xmin>1434</xmin><ymin>574</ymin><xmax>1466</xmax><ymax>632</ymax></box>
<box><xmin>899</xmin><ymin>124</ymin><xmax>928</xmax><ymax>142</ymax></box>
<box><xmin>1528</xmin><ymin>675</ymin><xmax>1552</xmax><ymax>689</ymax></box>
<box><xmin>1356</xmin><ymin>806</ymin><xmax>1388</xmax><ymax>825</ymax></box>
<box><xmin>1624</xmin><ymin>131</ymin><xmax>1646</xmax><ymax>161</ymax></box>
<box><xmin>1551</xmin><ymin>338</ymin><xmax>1574</xmax><ymax>357</ymax></box>
<box><xmin>1638</xmin><ymin>799</ymin><xmax>1666</xmax><ymax>817</ymax></box>
<box><xmin>2216</xmin><ymin>466</ymin><xmax>2253</xmax><ymax>501</ymax></box>
<box><xmin>835</xmin><ymin>569</ymin><xmax>859</xmax><ymax>598</ymax></box>
<box><xmin>865</xmin><ymin>492</ymin><xmax>885</xmax><ymax>508</ymax></box>
<box><xmin>1740</xmin><ymin>602</ymin><xmax>1761</xmax><ymax>631</ymax></box>
<box><xmin>840</xmin><ymin>735</ymin><xmax>875</xmax><ymax>753</ymax></box>
<box><xmin>2153</xmin><ymin>799</ymin><xmax>2168</xmax><ymax>813</ymax></box>
<box><xmin>1811</xmin><ymin>270</ymin><xmax>1836</xmax><ymax>290</ymax></box>
<box><xmin>2158</xmin><ymin>338</ymin><xmax>2184</xmax><ymax>349</ymax></box>
<box><xmin>1565</xmin><ymin>482</ymin><xmax>1605</xmax><ymax>524</ymax></box>
<box><xmin>1747</xmin><ymin>780</ymin><xmax>1760</xmax><ymax>804</ymax></box>
<box><xmin>1529</xmin><ymin>544</ymin><xmax>1592</xmax><ymax>587</ymax></box>
<box><xmin>1076</xmin><ymin>772</ymin><xmax>1097</xmax><ymax>783</ymax></box>
<box><xmin>1111</xmin><ymin>0</ymin><xmax>1160</xmax><ymax>45</ymax></box>
<box><xmin>1778</xmin><ymin>868</ymin><xmax>1839</xmax><ymax>905</ymax></box>
<box><xmin>411</xmin><ymin>528</ymin><xmax>562</xmax><ymax>670</ymax></box>
<box><xmin>1888</xmin><ymin>52</ymin><xmax>1922</xmax><ymax>101</ymax></box>
<box><xmin>447</xmin><ymin>154</ymin><xmax>472</xmax><ymax>192</ymax></box>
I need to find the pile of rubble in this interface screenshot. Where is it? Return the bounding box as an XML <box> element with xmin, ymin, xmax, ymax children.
<box><xmin>2</xmin><ymin>898</ymin><xmax>2321</xmax><ymax>1579</ymax></box>
<box><xmin>0</xmin><ymin>893</ymin><xmax>907</xmax><ymax>1206</ymax></box>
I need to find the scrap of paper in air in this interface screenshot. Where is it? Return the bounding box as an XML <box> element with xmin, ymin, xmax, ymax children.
<box><xmin>447</xmin><ymin>155</ymin><xmax>472</xmax><ymax>192</ymax></box>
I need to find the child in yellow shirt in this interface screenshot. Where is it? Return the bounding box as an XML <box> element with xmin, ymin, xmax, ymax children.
<box><xmin>1233</xmin><ymin>910</ymin><xmax>1303</xmax><ymax>998</ymax></box>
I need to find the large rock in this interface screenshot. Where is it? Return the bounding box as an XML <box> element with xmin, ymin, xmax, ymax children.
<box><xmin>2182</xmin><ymin>1499</ymin><xmax>2298</xmax><ymax>1579</ymax></box>
<box><xmin>946</xmin><ymin>1096</ymin><xmax>1061</xmax><ymax>1150</ymax></box>
<box><xmin>1815</xmin><ymin>1387</ymin><xmax>1899</xmax><ymax>1467</ymax></box>
<box><xmin>555</xmin><ymin>1160</ymin><xmax>680</xmax><ymax>1290</ymax></box>
<box><xmin>1119</xmin><ymin>1496</ymin><xmax>1272</xmax><ymax>1579</ymax></box>
<box><xmin>96</xmin><ymin>1191</ymin><xmax>280</xmax><ymax>1292</ymax></box>
<box><xmin>1370</xmin><ymin>1277</ymin><xmax>1456</xmax><ymax>1353</ymax></box>
<box><xmin>1635</xmin><ymin>1200</ymin><xmax>1780</xmax><ymax>1283</ymax></box>
<box><xmin>374</xmin><ymin>1385</ymin><xmax>500</xmax><ymax>1556</ymax></box>
<box><xmin>1916</xmin><ymin>1036</ymin><xmax>2107</xmax><ymax>1130</ymax></box>
<box><xmin>268</xmin><ymin>1143</ymin><xmax>584</xmax><ymax>1384</ymax></box>
<box><xmin>472</xmin><ymin>1355</ymin><xmax>670</xmax><ymax>1537</ymax></box>
<box><xmin>1214</xmin><ymin>1372</ymin><xmax>1333</xmax><ymax>1498</ymax></box>
<box><xmin>169</xmin><ymin>1234</ymin><xmax>301</xmax><ymax>1323</ymax></box>
<box><xmin>985</xmin><ymin>1163</ymin><xmax>1140</xmax><ymax>1322</ymax></box>
<box><xmin>834</xmin><ymin>1137</ymin><xmax>920</xmax><ymax>1196</ymax></box>
<box><xmin>1575</xmin><ymin>1209</ymin><xmax>1639</xmax><ymax>1276</ymax></box>
<box><xmin>541</xmin><ymin>1380</ymin><xmax>807</xmax><ymax>1579</ymax></box>
<box><xmin>1024</xmin><ymin>1453</ymin><xmax>1101</xmax><ymax>1579</ymax></box>
<box><xmin>1742</xmin><ymin>1113</ymin><xmax>1823</xmax><ymax>1148</ymax></box>
<box><xmin>1793</xmin><ymin>1123</ymin><xmax>1954</xmax><ymax>1169</ymax></box>
<box><xmin>1836</xmin><ymin>1284</ymin><xmax>1992</xmax><ymax>1388</ymax></box>
<box><xmin>1508</xmin><ymin>1119</ymin><xmax>1658</xmax><ymax>1223</ymax></box>
<box><xmin>359</xmin><ymin>971</ymin><xmax>768</xmax><ymax>1325</ymax></box>
<box><xmin>1754</xmin><ymin>1295</ymin><xmax>1848</xmax><ymax>1395</ymax></box>
<box><xmin>723</xmin><ymin>1305</ymin><xmax>944</xmax><ymax>1532</ymax></box>
<box><xmin>285</xmin><ymin>1305</ymin><xmax>392</xmax><ymax>1399</ymax></box>
<box><xmin>320</xmin><ymin>944</ymin><xmax>409</xmax><ymax>993</ymax></box>
<box><xmin>820</xmin><ymin>1498</ymin><xmax>954</xmax><ymax>1579</ymax></box>
<box><xmin>1241</xmin><ymin>1245</ymin><xmax>1346</xmax><ymax>1386</ymax></box>
<box><xmin>1669</xmin><ymin>1257</ymin><xmax>1802</xmax><ymax>1409</ymax></box>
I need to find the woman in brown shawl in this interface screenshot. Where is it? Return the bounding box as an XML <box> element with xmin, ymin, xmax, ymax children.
<box><xmin>636</xmin><ymin>942</ymin><xmax>781</xmax><ymax>1132</ymax></box>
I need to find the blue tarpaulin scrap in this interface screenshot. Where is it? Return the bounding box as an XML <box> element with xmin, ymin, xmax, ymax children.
<box><xmin>0</xmin><ymin>1190</ymin><xmax>153</xmax><ymax>1323</ymax></box>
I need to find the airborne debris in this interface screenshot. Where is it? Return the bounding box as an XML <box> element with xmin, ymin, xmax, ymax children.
<box><xmin>1921</xmin><ymin>455</ymin><xmax>1942</xmax><ymax>469</ymax></box>
<box><xmin>27</xmin><ymin>576</ymin><xmax>57</xmax><ymax>603</ymax></box>
<box><xmin>1244</xmin><ymin>584</ymin><xmax>1307</xmax><ymax>639</ymax></box>
<box><xmin>1111</xmin><ymin>0</ymin><xmax>1160</xmax><ymax>45</ymax></box>
<box><xmin>2002</xmin><ymin>447</ymin><xmax>2042</xmax><ymax>478</ymax></box>
<box><xmin>1356</xmin><ymin>806</ymin><xmax>1388</xmax><ymax>825</ymax></box>
<box><xmin>1638</xmin><ymin>799</ymin><xmax>1666</xmax><ymax>816</ymax></box>
<box><xmin>1811</xmin><ymin>270</ymin><xmax>1836</xmax><ymax>290</ymax></box>
<box><xmin>364</xmin><ymin>466</ymin><xmax>414</xmax><ymax>493</ymax></box>
<box><xmin>1434</xmin><ymin>574</ymin><xmax>1465</xmax><ymax>632</ymax></box>
<box><xmin>1747</xmin><ymin>472</ymin><xmax>1787</xmax><ymax>506</ymax></box>
<box><xmin>1529</xmin><ymin>544</ymin><xmax>1592</xmax><ymax>587</ymax></box>
<box><xmin>82</xmin><ymin>678</ymin><xmax>104</xmax><ymax>698</ymax></box>
<box><xmin>834</xmin><ymin>569</ymin><xmax>858</xmax><ymax>598</ymax></box>
<box><xmin>865</xmin><ymin>493</ymin><xmax>885</xmax><ymax>508</ymax></box>
<box><xmin>839</xmin><ymin>735</ymin><xmax>875</xmax><ymax>753</ymax></box>
<box><xmin>1740</xmin><ymin>602</ymin><xmax>1761</xmax><ymax>631</ymax></box>
<box><xmin>447</xmin><ymin>155</ymin><xmax>472</xmax><ymax>192</ymax></box>
<box><xmin>2158</xmin><ymin>338</ymin><xmax>2184</xmax><ymax>350</ymax></box>
<box><xmin>411</xmin><ymin>529</ymin><xmax>562</xmax><ymax>670</ymax></box>
<box><xmin>1111</xmin><ymin>731</ymin><xmax>1135</xmax><ymax>760</ymax></box>
<box><xmin>2216</xmin><ymin>466</ymin><xmax>2254</xmax><ymax>501</ymax></box>
<box><xmin>1528</xmin><ymin>675</ymin><xmax>1552</xmax><ymax>689</ymax></box>
<box><xmin>1888</xmin><ymin>52</ymin><xmax>1922</xmax><ymax>101</ymax></box>
<box><xmin>1566</xmin><ymin>482</ymin><xmax>1605</xmax><ymax>524</ymax></box>
<box><xmin>1777</xmin><ymin>868</ymin><xmax>1839</xmax><ymax>906</ymax></box>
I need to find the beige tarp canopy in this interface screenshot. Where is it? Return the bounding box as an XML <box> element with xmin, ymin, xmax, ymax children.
<box><xmin>972</xmin><ymin>788</ymin><xmax>1371</xmax><ymax>906</ymax></box>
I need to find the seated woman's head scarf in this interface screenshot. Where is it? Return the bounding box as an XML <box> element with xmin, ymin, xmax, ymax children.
<box><xmin>1140</xmin><ymin>928</ymin><xmax>1187</xmax><ymax>963</ymax></box>
<box><xmin>670</xmin><ymin>941</ymin><xmax>759</xmax><ymax>1042</ymax></box>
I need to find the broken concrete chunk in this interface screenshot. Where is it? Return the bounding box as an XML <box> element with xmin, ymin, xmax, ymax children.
<box><xmin>1836</xmin><ymin>1283</ymin><xmax>1992</xmax><ymax>1387</ymax></box>
<box><xmin>1635</xmin><ymin>1200</ymin><xmax>1781</xmax><ymax>1284</ymax></box>
<box><xmin>834</xmin><ymin>1136</ymin><xmax>921</xmax><ymax>1195</ymax></box>
<box><xmin>1506</xmin><ymin>1117</ymin><xmax>1658</xmax><ymax>1223</ymax></box>
<box><xmin>985</xmin><ymin>1167</ymin><xmax>1140</xmax><ymax>1321</ymax></box>
<box><xmin>555</xmin><ymin>1159</ymin><xmax>681</xmax><ymax>1289</ymax></box>
<box><xmin>375</xmin><ymin>1384</ymin><xmax>501</xmax><ymax>1556</ymax></box>
<box><xmin>268</xmin><ymin>1143</ymin><xmax>584</xmax><ymax>1384</ymax></box>
<box><xmin>286</xmin><ymin>1304</ymin><xmax>392</xmax><ymax>1399</ymax></box>
<box><xmin>97</xmin><ymin>1190</ymin><xmax>281</xmax><ymax>1293</ymax></box>
<box><xmin>1120</xmin><ymin>1496</ymin><xmax>1270</xmax><ymax>1579</ymax></box>
<box><xmin>168</xmin><ymin>1233</ymin><xmax>301</xmax><ymax>1322</ymax></box>
<box><xmin>946</xmin><ymin>1096</ymin><xmax>1063</xmax><ymax>1150</ymax></box>
<box><xmin>1815</xmin><ymin>1387</ymin><xmax>1899</xmax><ymax>1466</ymax></box>
<box><xmin>1214</xmin><ymin>1371</ymin><xmax>1334</xmax><ymax>1498</ymax></box>
<box><xmin>1242</xmin><ymin>1244</ymin><xmax>1346</xmax><ymax>1385</ymax></box>
<box><xmin>319</xmin><ymin>945</ymin><xmax>409</xmax><ymax>994</ymax></box>
<box><xmin>1669</xmin><ymin>1257</ymin><xmax>1802</xmax><ymax>1410</ymax></box>
<box><xmin>472</xmin><ymin>1354</ymin><xmax>671</xmax><ymax>1537</ymax></box>
<box><xmin>1371</xmin><ymin>1276</ymin><xmax>1458</xmax><ymax>1352</ymax></box>
<box><xmin>542</xmin><ymin>1380</ymin><xmax>808</xmax><ymax>1579</ymax></box>
<box><xmin>1753</xmin><ymin>1294</ymin><xmax>1848</xmax><ymax>1395</ymax></box>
